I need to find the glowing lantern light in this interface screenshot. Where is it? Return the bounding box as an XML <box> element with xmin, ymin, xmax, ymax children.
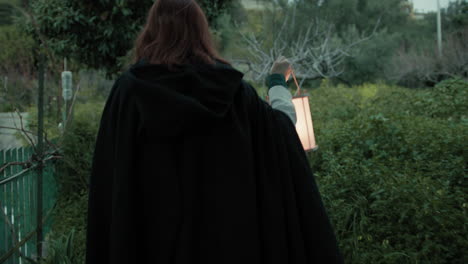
<box><xmin>291</xmin><ymin>70</ymin><xmax>318</xmax><ymax>152</ymax></box>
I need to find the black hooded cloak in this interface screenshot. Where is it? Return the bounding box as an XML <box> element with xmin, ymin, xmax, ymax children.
<box><xmin>85</xmin><ymin>61</ymin><xmax>343</xmax><ymax>264</ymax></box>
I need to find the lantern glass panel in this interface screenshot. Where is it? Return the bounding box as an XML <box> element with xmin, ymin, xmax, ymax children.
<box><xmin>292</xmin><ymin>96</ymin><xmax>317</xmax><ymax>151</ymax></box>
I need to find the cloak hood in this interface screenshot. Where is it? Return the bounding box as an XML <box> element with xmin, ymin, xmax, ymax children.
<box><xmin>122</xmin><ymin>60</ymin><xmax>245</xmax><ymax>136</ymax></box>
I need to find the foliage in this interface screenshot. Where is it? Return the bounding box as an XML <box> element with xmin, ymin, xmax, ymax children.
<box><xmin>199</xmin><ymin>0</ymin><xmax>239</xmax><ymax>23</ymax></box>
<box><xmin>41</xmin><ymin>229</ymin><xmax>77</xmax><ymax>264</ymax></box>
<box><xmin>0</xmin><ymin>24</ymin><xmax>37</xmax><ymax>112</ymax></box>
<box><xmin>309</xmin><ymin>79</ymin><xmax>467</xmax><ymax>263</ymax></box>
<box><xmin>0</xmin><ymin>25</ymin><xmax>35</xmax><ymax>76</ymax></box>
<box><xmin>443</xmin><ymin>0</ymin><xmax>468</xmax><ymax>33</ymax></box>
<box><xmin>25</xmin><ymin>99</ymin><xmax>104</xmax><ymax>192</ymax></box>
<box><xmin>238</xmin><ymin>4</ymin><xmax>385</xmax><ymax>84</ymax></box>
<box><xmin>44</xmin><ymin>193</ymin><xmax>88</xmax><ymax>264</ymax></box>
<box><xmin>342</xmin><ymin>30</ymin><xmax>400</xmax><ymax>84</ymax></box>
<box><xmin>41</xmin><ymin>78</ymin><xmax>468</xmax><ymax>263</ymax></box>
<box><xmin>242</xmin><ymin>0</ymin><xmax>467</xmax><ymax>87</ymax></box>
<box><xmin>387</xmin><ymin>28</ymin><xmax>468</xmax><ymax>87</ymax></box>
<box><xmin>0</xmin><ymin>74</ymin><xmax>37</xmax><ymax>112</ymax></box>
<box><xmin>293</xmin><ymin>0</ymin><xmax>408</xmax><ymax>33</ymax></box>
<box><xmin>55</xmin><ymin>101</ymin><xmax>104</xmax><ymax>194</ymax></box>
<box><xmin>411</xmin><ymin>78</ymin><xmax>468</xmax><ymax>120</ymax></box>
<box><xmin>29</xmin><ymin>0</ymin><xmax>149</xmax><ymax>75</ymax></box>
<box><xmin>16</xmin><ymin>1</ymin><xmax>466</xmax><ymax>261</ymax></box>
<box><xmin>212</xmin><ymin>13</ymin><xmax>236</xmax><ymax>53</ymax></box>
<box><xmin>239</xmin><ymin>0</ymin><xmax>411</xmax><ymax>85</ymax></box>
<box><xmin>22</xmin><ymin>69</ymin><xmax>113</xmax><ymax>142</ymax></box>
<box><xmin>33</xmin><ymin>101</ymin><xmax>102</xmax><ymax>263</ymax></box>
<box><xmin>29</xmin><ymin>0</ymin><xmax>237</xmax><ymax>75</ymax></box>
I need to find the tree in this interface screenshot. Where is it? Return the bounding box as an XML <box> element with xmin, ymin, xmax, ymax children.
<box><xmin>239</xmin><ymin>0</ymin><xmax>387</xmax><ymax>84</ymax></box>
<box><xmin>29</xmin><ymin>0</ymin><xmax>236</xmax><ymax>75</ymax></box>
<box><xmin>239</xmin><ymin>0</ymin><xmax>416</xmax><ymax>85</ymax></box>
<box><xmin>443</xmin><ymin>0</ymin><xmax>468</xmax><ymax>32</ymax></box>
<box><xmin>387</xmin><ymin>27</ymin><xmax>468</xmax><ymax>87</ymax></box>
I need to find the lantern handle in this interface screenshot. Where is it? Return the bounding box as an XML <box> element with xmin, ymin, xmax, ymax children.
<box><xmin>291</xmin><ymin>68</ymin><xmax>301</xmax><ymax>96</ymax></box>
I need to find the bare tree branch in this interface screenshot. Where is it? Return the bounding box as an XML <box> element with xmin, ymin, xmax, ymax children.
<box><xmin>237</xmin><ymin>14</ymin><xmax>379</xmax><ymax>85</ymax></box>
<box><xmin>0</xmin><ymin>161</ymin><xmax>32</xmax><ymax>174</ymax></box>
<box><xmin>387</xmin><ymin>28</ymin><xmax>468</xmax><ymax>85</ymax></box>
<box><xmin>14</xmin><ymin>109</ymin><xmax>37</xmax><ymax>151</ymax></box>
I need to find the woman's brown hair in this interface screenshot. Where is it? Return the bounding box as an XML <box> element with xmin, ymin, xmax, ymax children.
<box><xmin>133</xmin><ymin>0</ymin><xmax>229</xmax><ymax>66</ymax></box>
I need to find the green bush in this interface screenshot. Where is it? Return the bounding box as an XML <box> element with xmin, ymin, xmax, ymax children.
<box><xmin>41</xmin><ymin>229</ymin><xmax>77</xmax><ymax>264</ymax></box>
<box><xmin>342</xmin><ymin>31</ymin><xmax>401</xmax><ymax>85</ymax></box>
<box><xmin>39</xmin><ymin>101</ymin><xmax>103</xmax><ymax>264</ymax></box>
<box><xmin>309</xmin><ymin>80</ymin><xmax>467</xmax><ymax>263</ymax></box>
<box><xmin>45</xmin><ymin>192</ymin><xmax>88</xmax><ymax>264</ymax></box>
<box><xmin>56</xmin><ymin>101</ymin><xmax>104</xmax><ymax>194</ymax></box>
<box><xmin>45</xmin><ymin>79</ymin><xmax>467</xmax><ymax>263</ymax></box>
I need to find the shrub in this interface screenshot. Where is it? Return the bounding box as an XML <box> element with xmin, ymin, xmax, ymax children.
<box><xmin>45</xmin><ymin>192</ymin><xmax>88</xmax><ymax>264</ymax></box>
<box><xmin>41</xmin><ymin>101</ymin><xmax>103</xmax><ymax>264</ymax></box>
<box><xmin>44</xmin><ymin>79</ymin><xmax>467</xmax><ymax>263</ymax></box>
<box><xmin>387</xmin><ymin>29</ymin><xmax>468</xmax><ymax>87</ymax></box>
<box><xmin>309</xmin><ymin>80</ymin><xmax>467</xmax><ymax>263</ymax></box>
<box><xmin>41</xmin><ymin>229</ymin><xmax>77</xmax><ymax>264</ymax></box>
<box><xmin>56</xmin><ymin>101</ymin><xmax>104</xmax><ymax>194</ymax></box>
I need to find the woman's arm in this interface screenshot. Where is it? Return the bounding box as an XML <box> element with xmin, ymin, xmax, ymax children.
<box><xmin>267</xmin><ymin>74</ymin><xmax>297</xmax><ymax>124</ymax></box>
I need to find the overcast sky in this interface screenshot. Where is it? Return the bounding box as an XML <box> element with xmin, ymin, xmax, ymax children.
<box><xmin>411</xmin><ymin>0</ymin><xmax>456</xmax><ymax>12</ymax></box>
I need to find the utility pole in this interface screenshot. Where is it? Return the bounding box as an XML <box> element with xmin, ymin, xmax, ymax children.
<box><xmin>437</xmin><ymin>0</ymin><xmax>443</xmax><ymax>57</ymax></box>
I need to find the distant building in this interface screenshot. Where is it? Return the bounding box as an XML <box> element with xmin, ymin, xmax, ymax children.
<box><xmin>401</xmin><ymin>0</ymin><xmax>414</xmax><ymax>14</ymax></box>
<box><xmin>405</xmin><ymin>0</ymin><xmax>426</xmax><ymax>20</ymax></box>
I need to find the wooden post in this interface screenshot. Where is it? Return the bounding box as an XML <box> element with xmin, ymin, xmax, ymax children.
<box><xmin>36</xmin><ymin>53</ymin><xmax>45</xmax><ymax>259</ymax></box>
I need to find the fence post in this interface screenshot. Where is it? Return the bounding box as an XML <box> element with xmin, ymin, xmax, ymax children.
<box><xmin>36</xmin><ymin>52</ymin><xmax>45</xmax><ymax>259</ymax></box>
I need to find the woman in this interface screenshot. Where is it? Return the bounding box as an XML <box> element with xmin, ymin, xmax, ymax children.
<box><xmin>86</xmin><ymin>0</ymin><xmax>343</xmax><ymax>263</ymax></box>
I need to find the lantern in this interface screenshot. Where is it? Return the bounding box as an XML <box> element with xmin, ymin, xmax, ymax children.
<box><xmin>291</xmin><ymin>71</ymin><xmax>318</xmax><ymax>152</ymax></box>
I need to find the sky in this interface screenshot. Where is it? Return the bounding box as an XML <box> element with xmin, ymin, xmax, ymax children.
<box><xmin>411</xmin><ymin>0</ymin><xmax>457</xmax><ymax>12</ymax></box>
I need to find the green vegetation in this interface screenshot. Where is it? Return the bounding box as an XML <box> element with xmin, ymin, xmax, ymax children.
<box><xmin>36</xmin><ymin>101</ymin><xmax>103</xmax><ymax>264</ymax></box>
<box><xmin>228</xmin><ymin>0</ymin><xmax>468</xmax><ymax>87</ymax></box>
<box><xmin>0</xmin><ymin>0</ymin><xmax>466</xmax><ymax>263</ymax></box>
<box><xmin>28</xmin><ymin>0</ymin><xmax>238</xmax><ymax>75</ymax></box>
<box><xmin>39</xmin><ymin>79</ymin><xmax>467</xmax><ymax>264</ymax></box>
<box><xmin>309</xmin><ymin>79</ymin><xmax>467</xmax><ymax>263</ymax></box>
<box><xmin>41</xmin><ymin>229</ymin><xmax>77</xmax><ymax>264</ymax></box>
<box><xmin>0</xmin><ymin>25</ymin><xmax>36</xmax><ymax>111</ymax></box>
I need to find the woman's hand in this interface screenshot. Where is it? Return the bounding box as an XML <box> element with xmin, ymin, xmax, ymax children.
<box><xmin>270</xmin><ymin>56</ymin><xmax>292</xmax><ymax>81</ymax></box>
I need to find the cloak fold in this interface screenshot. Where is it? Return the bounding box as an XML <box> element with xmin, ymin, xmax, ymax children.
<box><xmin>86</xmin><ymin>61</ymin><xmax>343</xmax><ymax>264</ymax></box>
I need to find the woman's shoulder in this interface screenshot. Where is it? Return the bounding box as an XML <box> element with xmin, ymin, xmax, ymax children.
<box><xmin>105</xmin><ymin>70</ymin><xmax>142</xmax><ymax>103</ymax></box>
<box><xmin>239</xmin><ymin>79</ymin><xmax>261</xmax><ymax>99</ymax></box>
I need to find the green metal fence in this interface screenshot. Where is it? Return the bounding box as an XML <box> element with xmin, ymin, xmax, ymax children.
<box><xmin>0</xmin><ymin>146</ymin><xmax>56</xmax><ymax>264</ymax></box>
